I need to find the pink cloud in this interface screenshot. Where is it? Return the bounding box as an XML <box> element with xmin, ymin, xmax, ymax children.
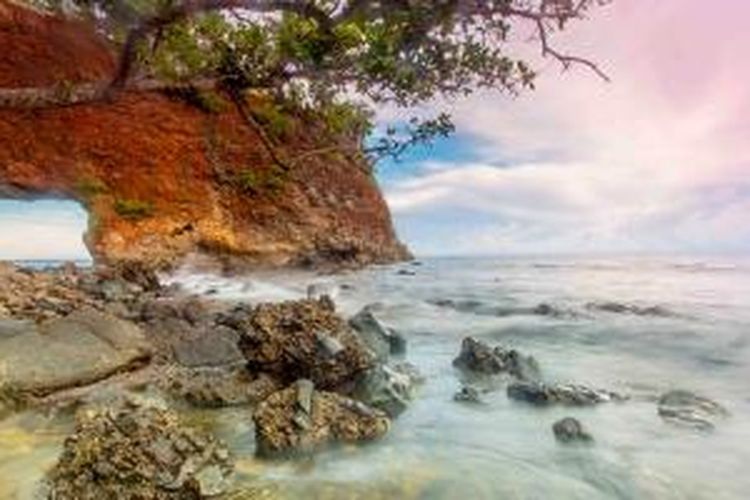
<box><xmin>385</xmin><ymin>0</ymin><xmax>750</xmax><ymax>254</ymax></box>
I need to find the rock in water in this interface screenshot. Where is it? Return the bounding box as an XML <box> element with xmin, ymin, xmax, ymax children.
<box><xmin>658</xmin><ymin>390</ymin><xmax>729</xmax><ymax>430</ymax></box>
<box><xmin>353</xmin><ymin>363</ymin><xmax>421</xmax><ymax>417</ymax></box>
<box><xmin>453</xmin><ymin>337</ymin><xmax>504</xmax><ymax>373</ymax></box>
<box><xmin>228</xmin><ymin>298</ymin><xmax>375</xmax><ymax>390</ymax></box>
<box><xmin>507</xmin><ymin>381</ymin><xmax>627</xmax><ymax>406</ymax></box>
<box><xmin>253</xmin><ymin>380</ymin><xmax>390</xmax><ymax>458</ymax></box>
<box><xmin>349</xmin><ymin>307</ymin><xmax>407</xmax><ymax>360</ymax></box>
<box><xmin>453</xmin><ymin>386</ymin><xmax>483</xmax><ymax>404</ymax></box>
<box><xmin>47</xmin><ymin>398</ymin><xmax>234</xmax><ymax>499</ymax></box>
<box><xmin>453</xmin><ymin>337</ymin><xmax>540</xmax><ymax>381</ymax></box>
<box><xmin>552</xmin><ymin>417</ymin><xmax>593</xmax><ymax>443</ymax></box>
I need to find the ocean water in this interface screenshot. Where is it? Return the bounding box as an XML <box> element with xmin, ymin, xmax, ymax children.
<box><xmin>2</xmin><ymin>255</ymin><xmax>750</xmax><ymax>499</ymax></box>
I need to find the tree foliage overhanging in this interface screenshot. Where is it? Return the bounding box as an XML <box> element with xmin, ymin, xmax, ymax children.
<box><xmin>33</xmin><ymin>0</ymin><xmax>611</xmax><ymax>161</ymax></box>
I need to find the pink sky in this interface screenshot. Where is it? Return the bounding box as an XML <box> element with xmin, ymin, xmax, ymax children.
<box><xmin>385</xmin><ymin>0</ymin><xmax>750</xmax><ymax>255</ymax></box>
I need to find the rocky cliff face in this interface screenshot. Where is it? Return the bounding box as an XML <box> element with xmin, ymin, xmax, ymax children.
<box><xmin>0</xmin><ymin>1</ymin><xmax>410</xmax><ymax>269</ymax></box>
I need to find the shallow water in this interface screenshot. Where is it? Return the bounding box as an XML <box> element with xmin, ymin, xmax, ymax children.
<box><xmin>2</xmin><ymin>255</ymin><xmax>750</xmax><ymax>499</ymax></box>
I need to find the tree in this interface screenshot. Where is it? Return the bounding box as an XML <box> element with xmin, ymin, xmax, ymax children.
<box><xmin>20</xmin><ymin>0</ymin><xmax>611</xmax><ymax>161</ymax></box>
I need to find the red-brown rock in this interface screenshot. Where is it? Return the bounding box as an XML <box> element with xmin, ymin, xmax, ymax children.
<box><xmin>0</xmin><ymin>1</ymin><xmax>409</xmax><ymax>269</ymax></box>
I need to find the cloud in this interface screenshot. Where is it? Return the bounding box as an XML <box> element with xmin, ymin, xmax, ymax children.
<box><xmin>383</xmin><ymin>0</ymin><xmax>750</xmax><ymax>256</ymax></box>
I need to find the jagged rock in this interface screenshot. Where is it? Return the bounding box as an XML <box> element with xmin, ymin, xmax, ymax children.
<box><xmin>453</xmin><ymin>386</ymin><xmax>483</xmax><ymax>404</ymax></box>
<box><xmin>353</xmin><ymin>363</ymin><xmax>421</xmax><ymax>417</ymax></box>
<box><xmin>0</xmin><ymin>308</ymin><xmax>152</xmax><ymax>399</ymax></box>
<box><xmin>657</xmin><ymin>390</ymin><xmax>729</xmax><ymax>430</ymax></box>
<box><xmin>47</xmin><ymin>397</ymin><xmax>234</xmax><ymax>499</ymax></box>
<box><xmin>349</xmin><ymin>307</ymin><xmax>407</xmax><ymax>360</ymax></box>
<box><xmin>553</xmin><ymin>417</ymin><xmax>593</xmax><ymax>443</ymax></box>
<box><xmin>161</xmin><ymin>366</ymin><xmax>280</xmax><ymax>408</ymax></box>
<box><xmin>253</xmin><ymin>380</ymin><xmax>390</xmax><ymax>457</ymax></box>
<box><xmin>228</xmin><ymin>298</ymin><xmax>374</xmax><ymax>390</ymax></box>
<box><xmin>507</xmin><ymin>381</ymin><xmax>627</xmax><ymax>406</ymax></box>
<box><xmin>453</xmin><ymin>337</ymin><xmax>540</xmax><ymax>381</ymax></box>
<box><xmin>0</xmin><ymin>265</ymin><xmax>100</xmax><ymax>321</ymax></box>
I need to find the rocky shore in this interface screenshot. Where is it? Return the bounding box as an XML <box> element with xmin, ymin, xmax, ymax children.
<box><xmin>0</xmin><ymin>261</ymin><xmax>732</xmax><ymax>497</ymax></box>
<box><xmin>0</xmin><ymin>261</ymin><xmax>422</xmax><ymax>497</ymax></box>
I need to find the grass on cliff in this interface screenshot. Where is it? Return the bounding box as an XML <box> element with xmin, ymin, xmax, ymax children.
<box><xmin>236</xmin><ymin>167</ymin><xmax>287</xmax><ymax>196</ymax></box>
<box><xmin>114</xmin><ymin>199</ymin><xmax>154</xmax><ymax>220</ymax></box>
<box><xmin>75</xmin><ymin>177</ymin><xmax>108</xmax><ymax>200</ymax></box>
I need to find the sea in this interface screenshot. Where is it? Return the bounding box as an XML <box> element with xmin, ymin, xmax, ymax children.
<box><xmin>2</xmin><ymin>255</ymin><xmax>750</xmax><ymax>499</ymax></box>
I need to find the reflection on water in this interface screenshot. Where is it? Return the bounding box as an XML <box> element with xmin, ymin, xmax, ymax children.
<box><xmin>3</xmin><ymin>255</ymin><xmax>750</xmax><ymax>498</ymax></box>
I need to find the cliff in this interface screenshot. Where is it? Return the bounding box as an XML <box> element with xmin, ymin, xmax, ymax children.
<box><xmin>0</xmin><ymin>1</ymin><xmax>410</xmax><ymax>269</ymax></box>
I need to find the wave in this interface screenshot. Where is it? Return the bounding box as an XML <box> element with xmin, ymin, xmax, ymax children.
<box><xmin>164</xmin><ymin>270</ymin><xmax>305</xmax><ymax>303</ymax></box>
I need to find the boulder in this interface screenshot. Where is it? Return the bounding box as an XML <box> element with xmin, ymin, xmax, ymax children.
<box><xmin>47</xmin><ymin>397</ymin><xmax>234</xmax><ymax>499</ymax></box>
<box><xmin>453</xmin><ymin>337</ymin><xmax>540</xmax><ymax>381</ymax></box>
<box><xmin>353</xmin><ymin>363</ymin><xmax>421</xmax><ymax>417</ymax></box>
<box><xmin>349</xmin><ymin>307</ymin><xmax>407</xmax><ymax>360</ymax></box>
<box><xmin>507</xmin><ymin>381</ymin><xmax>627</xmax><ymax>406</ymax></box>
<box><xmin>552</xmin><ymin>417</ymin><xmax>593</xmax><ymax>443</ymax></box>
<box><xmin>227</xmin><ymin>298</ymin><xmax>375</xmax><ymax>390</ymax></box>
<box><xmin>0</xmin><ymin>308</ymin><xmax>152</xmax><ymax>399</ymax></box>
<box><xmin>253</xmin><ymin>380</ymin><xmax>390</xmax><ymax>458</ymax></box>
<box><xmin>657</xmin><ymin>390</ymin><xmax>729</xmax><ymax>430</ymax></box>
<box><xmin>139</xmin><ymin>297</ymin><xmax>229</xmax><ymax>364</ymax></box>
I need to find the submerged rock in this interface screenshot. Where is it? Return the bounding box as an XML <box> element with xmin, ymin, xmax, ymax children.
<box><xmin>0</xmin><ymin>308</ymin><xmax>151</xmax><ymax>400</ymax></box>
<box><xmin>349</xmin><ymin>307</ymin><xmax>407</xmax><ymax>361</ymax></box>
<box><xmin>353</xmin><ymin>363</ymin><xmax>421</xmax><ymax>417</ymax></box>
<box><xmin>453</xmin><ymin>337</ymin><xmax>540</xmax><ymax>381</ymax></box>
<box><xmin>228</xmin><ymin>298</ymin><xmax>375</xmax><ymax>391</ymax></box>
<box><xmin>453</xmin><ymin>386</ymin><xmax>483</xmax><ymax>404</ymax></box>
<box><xmin>253</xmin><ymin>380</ymin><xmax>390</xmax><ymax>457</ymax></box>
<box><xmin>396</xmin><ymin>269</ymin><xmax>417</xmax><ymax>276</ymax></box>
<box><xmin>657</xmin><ymin>390</ymin><xmax>729</xmax><ymax>430</ymax></box>
<box><xmin>507</xmin><ymin>381</ymin><xmax>627</xmax><ymax>406</ymax></box>
<box><xmin>585</xmin><ymin>301</ymin><xmax>675</xmax><ymax>318</ymax></box>
<box><xmin>47</xmin><ymin>397</ymin><xmax>234</xmax><ymax>499</ymax></box>
<box><xmin>552</xmin><ymin>417</ymin><xmax>593</xmax><ymax>443</ymax></box>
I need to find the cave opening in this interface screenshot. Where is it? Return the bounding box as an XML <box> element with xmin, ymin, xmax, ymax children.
<box><xmin>0</xmin><ymin>199</ymin><xmax>91</xmax><ymax>264</ymax></box>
